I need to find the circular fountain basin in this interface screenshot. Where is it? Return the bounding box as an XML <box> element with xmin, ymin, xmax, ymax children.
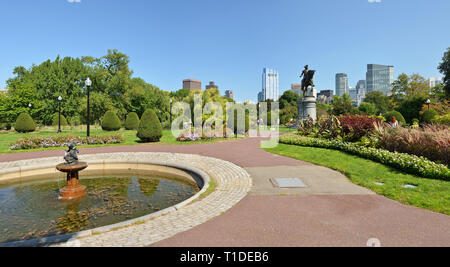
<box><xmin>0</xmin><ymin>155</ymin><xmax>208</xmax><ymax>245</ymax></box>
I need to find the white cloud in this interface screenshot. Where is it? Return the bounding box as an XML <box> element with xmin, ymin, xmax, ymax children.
<box><xmin>368</xmin><ymin>0</ymin><xmax>382</xmax><ymax>3</ymax></box>
<box><xmin>67</xmin><ymin>0</ymin><xmax>81</xmax><ymax>3</ymax></box>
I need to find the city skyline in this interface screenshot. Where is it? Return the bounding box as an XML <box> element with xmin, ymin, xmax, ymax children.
<box><xmin>0</xmin><ymin>0</ymin><xmax>449</xmax><ymax>103</ymax></box>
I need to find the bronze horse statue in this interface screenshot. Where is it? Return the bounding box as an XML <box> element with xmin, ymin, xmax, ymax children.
<box><xmin>300</xmin><ymin>65</ymin><xmax>316</xmax><ymax>96</ymax></box>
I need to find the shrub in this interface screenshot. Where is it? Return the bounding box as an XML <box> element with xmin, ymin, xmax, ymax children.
<box><xmin>101</xmin><ymin>110</ymin><xmax>121</xmax><ymax>131</ymax></box>
<box><xmin>137</xmin><ymin>109</ymin><xmax>163</xmax><ymax>142</ymax></box>
<box><xmin>432</xmin><ymin>113</ymin><xmax>450</xmax><ymax>125</ymax></box>
<box><xmin>421</xmin><ymin>109</ymin><xmax>438</xmax><ymax>124</ymax></box>
<box><xmin>339</xmin><ymin>115</ymin><xmax>381</xmax><ymax>142</ymax></box>
<box><xmin>280</xmin><ymin>134</ymin><xmax>449</xmax><ymax>180</ymax></box>
<box><xmin>384</xmin><ymin>111</ymin><xmax>406</xmax><ymax>125</ymax></box>
<box><xmin>15</xmin><ymin>113</ymin><xmax>36</xmax><ymax>133</ymax></box>
<box><xmin>68</xmin><ymin>115</ymin><xmax>81</xmax><ymax>126</ymax></box>
<box><xmin>52</xmin><ymin>113</ymin><xmax>68</xmax><ymax>127</ymax></box>
<box><xmin>375</xmin><ymin>124</ymin><xmax>449</xmax><ymax>165</ymax></box>
<box><xmin>124</xmin><ymin>112</ymin><xmax>140</xmax><ymax>130</ymax></box>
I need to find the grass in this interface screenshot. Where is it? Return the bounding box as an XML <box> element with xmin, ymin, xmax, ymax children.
<box><xmin>0</xmin><ymin>125</ymin><xmax>237</xmax><ymax>154</ymax></box>
<box><xmin>263</xmin><ymin>143</ymin><xmax>450</xmax><ymax>215</ymax></box>
<box><xmin>200</xmin><ymin>180</ymin><xmax>217</xmax><ymax>198</ymax></box>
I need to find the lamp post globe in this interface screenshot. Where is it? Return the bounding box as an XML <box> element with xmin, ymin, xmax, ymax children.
<box><xmin>85</xmin><ymin>77</ymin><xmax>92</xmax><ymax>137</ymax></box>
<box><xmin>426</xmin><ymin>99</ymin><xmax>431</xmax><ymax>110</ymax></box>
<box><xmin>58</xmin><ymin>96</ymin><xmax>62</xmax><ymax>133</ymax></box>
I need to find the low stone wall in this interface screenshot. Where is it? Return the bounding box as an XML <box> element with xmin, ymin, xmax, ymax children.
<box><xmin>0</xmin><ymin>152</ymin><xmax>252</xmax><ymax>247</ymax></box>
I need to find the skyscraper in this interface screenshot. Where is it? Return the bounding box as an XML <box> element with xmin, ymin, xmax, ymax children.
<box><xmin>356</xmin><ymin>80</ymin><xmax>366</xmax><ymax>106</ymax></box>
<box><xmin>261</xmin><ymin>68</ymin><xmax>279</xmax><ymax>101</ymax></box>
<box><xmin>225</xmin><ymin>90</ymin><xmax>234</xmax><ymax>100</ymax></box>
<box><xmin>366</xmin><ymin>64</ymin><xmax>395</xmax><ymax>95</ymax></box>
<box><xmin>336</xmin><ymin>73</ymin><xmax>349</xmax><ymax>96</ymax></box>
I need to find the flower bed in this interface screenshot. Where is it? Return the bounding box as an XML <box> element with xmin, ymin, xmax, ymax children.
<box><xmin>176</xmin><ymin>132</ymin><xmax>219</xmax><ymax>142</ymax></box>
<box><xmin>10</xmin><ymin>135</ymin><xmax>125</xmax><ymax>150</ymax></box>
<box><xmin>280</xmin><ymin>134</ymin><xmax>450</xmax><ymax>180</ymax></box>
<box><xmin>375</xmin><ymin>124</ymin><xmax>449</xmax><ymax>165</ymax></box>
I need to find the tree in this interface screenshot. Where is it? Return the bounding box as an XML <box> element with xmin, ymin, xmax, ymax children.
<box><xmin>280</xmin><ymin>106</ymin><xmax>297</xmax><ymax>125</ymax></box>
<box><xmin>396</xmin><ymin>96</ymin><xmax>427</xmax><ymax>123</ymax></box>
<box><xmin>331</xmin><ymin>94</ymin><xmax>357</xmax><ymax>116</ymax></box>
<box><xmin>358</xmin><ymin>102</ymin><xmax>377</xmax><ymax>116</ymax></box>
<box><xmin>438</xmin><ymin>47</ymin><xmax>450</xmax><ymax>99</ymax></box>
<box><xmin>279</xmin><ymin>91</ymin><xmax>299</xmax><ymax>109</ymax></box>
<box><xmin>364</xmin><ymin>91</ymin><xmax>391</xmax><ymax>115</ymax></box>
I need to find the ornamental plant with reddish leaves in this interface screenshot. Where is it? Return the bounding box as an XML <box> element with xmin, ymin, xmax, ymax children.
<box><xmin>339</xmin><ymin>115</ymin><xmax>381</xmax><ymax>142</ymax></box>
<box><xmin>376</xmin><ymin>124</ymin><xmax>449</xmax><ymax>165</ymax></box>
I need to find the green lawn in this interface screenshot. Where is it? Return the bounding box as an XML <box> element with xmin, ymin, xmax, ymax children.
<box><xmin>263</xmin><ymin>143</ymin><xmax>450</xmax><ymax>215</ymax></box>
<box><xmin>0</xmin><ymin>125</ymin><xmax>235</xmax><ymax>154</ymax></box>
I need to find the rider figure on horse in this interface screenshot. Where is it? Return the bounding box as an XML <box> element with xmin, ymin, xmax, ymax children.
<box><xmin>300</xmin><ymin>65</ymin><xmax>315</xmax><ymax>96</ymax></box>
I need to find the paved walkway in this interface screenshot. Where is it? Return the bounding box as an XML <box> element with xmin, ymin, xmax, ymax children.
<box><xmin>1</xmin><ymin>137</ymin><xmax>449</xmax><ymax>247</ymax></box>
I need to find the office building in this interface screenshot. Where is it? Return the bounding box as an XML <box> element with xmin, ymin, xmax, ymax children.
<box><xmin>336</xmin><ymin>73</ymin><xmax>349</xmax><ymax>96</ymax></box>
<box><xmin>257</xmin><ymin>91</ymin><xmax>264</xmax><ymax>102</ymax></box>
<box><xmin>225</xmin><ymin>90</ymin><xmax>234</xmax><ymax>100</ymax></box>
<box><xmin>349</xmin><ymin>87</ymin><xmax>357</xmax><ymax>100</ymax></box>
<box><xmin>317</xmin><ymin>90</ymin><xmax>334</xmax><ymax>104</ymax></box>
<box><xmin>260</xmin><ymin>68</ymin><xmax>279</xmax><ymax>101</ymax></box>
<box><xmin>206</xmin><ymin>81</ymin><xmax>218</xmax><ymax>90</ymax></box>
<box><xmin>355</xmin><ymin>80</ymin><xmax>366</xmax><ymax>106</ymax></box>
<box><xmin>428</xmin><ymin>77</ymin><xmax>443</xmax><ymax>88</ymax></box>
<box><xmin>290</xmin><ymin>83</ymin><xmax>302</xmax><ymax>96</ymax></box>
<box><xmin>366</xmin><ymin>64</ymin><xmax>395</xmax><ymax>95</ymax></box>
<box><xmin>183</xmin><ymin>79</ymin><xmax>202</xmax><ymax>90</ymax></box>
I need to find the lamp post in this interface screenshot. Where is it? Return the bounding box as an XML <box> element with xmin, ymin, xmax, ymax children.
<box><xmin>85</xmin><ymin>77</ymin><xmax>92</xmax><ymax>137</ymax></box>
<box><xmin>426</xmin><ymin>99</ymin><xmax>431</xmax><ymax>110</ymax></box>
<box><xmin>58</xmin><ymin>96</ymin><xmax>62</xmax><ymax>133</ymax></box>
<box><xmin>169</xmin><ymin>99</ymin><xmax>173</xmax><ymax>129</ymax></box>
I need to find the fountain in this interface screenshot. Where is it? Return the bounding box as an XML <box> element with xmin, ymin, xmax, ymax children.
<box><xmin>56</xmin><ymin>143</ymin><xmax>88</xmax><ymax>200</ymax></box>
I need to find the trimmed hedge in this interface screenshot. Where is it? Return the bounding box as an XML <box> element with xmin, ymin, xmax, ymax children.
<box><xmin>52</xmin><ymin>113</ymin><xmax>68</xmax><ymax>127</ymax></box>
<box><xmin>101</xmin><ymin>110</ymin><xmax>121</xmax><ymax>131</ymax></box>
<box><xmin>15</xmin><ymin>113</ymin><xmax>36</xmax><ymax>133</ymax></box>
<box><xmin>384</xmin><ymin>111</ymin><xmax>406</xmax><ymax>125</ymax></box>
<box><xmin>124</xmin><ymin>112</ymin><xmax>140</xmax><ymax>130</ymax></box>
<box><xmin>421</xmin><ymin>109</ymin><xmax>438</xmax><ymax>124</ymax></box>
<box><xmin>137</xmin><ymin>109</ymin><xmax>163</xmax><ymax>142</ymax></box>
<box><xmin>280</xmin><ymin>134</ymin><xmax>449</xmax><ymax>180</ymax></box>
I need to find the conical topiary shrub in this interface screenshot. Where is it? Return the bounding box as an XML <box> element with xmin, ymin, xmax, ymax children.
<box><xmin>101</xmin><ymin>110</ymin><xmax>121</xmax><ymax>131</ymax></box>
<box><xmin>124</xmin><ymin>112</ymin><xmax>140</xmax><ymax>130</ymax></box>
<box><xmin>137</xmin><ymin>109</ymin><xmax>163</xmax><ymax>142</ymax></box>
<box><xmin>15</xmin><ymin>113</ymin><xmax>36</xmax><ymax>133</ymax></box>
<box><xmin>52</xmin><ymin>113</ymin><xmax>68</xmax><ymax>127</ymax></box>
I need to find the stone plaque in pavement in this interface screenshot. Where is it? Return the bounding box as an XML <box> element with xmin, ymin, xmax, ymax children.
<box><xmin>271</xmin><ymin>178</ymin><xmax>308</xmax><ymax>188</ymax></box>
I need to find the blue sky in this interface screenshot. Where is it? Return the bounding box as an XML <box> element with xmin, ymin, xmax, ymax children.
<box><xmin>0</xmin><ymin>0</ymin><xmax>449</xmax><ymax>102</ymax></box>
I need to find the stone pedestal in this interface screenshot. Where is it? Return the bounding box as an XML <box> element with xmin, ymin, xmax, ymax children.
<box><xmin>56</xmin><ymin>162</ymin><xmax>88</xmax><ymax>200</ymax></box>
<box><xmin>296</xmin><ymin>86</ymin><xmax>317</xmax><ymax>124</ymax></box>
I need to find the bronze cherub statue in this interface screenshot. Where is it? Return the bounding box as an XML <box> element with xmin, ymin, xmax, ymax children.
<box><xmin>64</xmin><ymin>142</ymin><xmax>79</xmax><ymax>165</ymax></box>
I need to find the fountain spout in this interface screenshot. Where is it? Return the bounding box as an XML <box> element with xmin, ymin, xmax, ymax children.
<box><xmin>56</xmin><ymin>143</ymin><xmax>88</xmax><ymax>200</ymax></box>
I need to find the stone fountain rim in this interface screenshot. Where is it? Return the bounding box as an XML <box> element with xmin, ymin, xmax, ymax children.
<box><xmin>0</xmin><ymin>152</ymin><xmax>218</xmax><ymax>247</ymax></box>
